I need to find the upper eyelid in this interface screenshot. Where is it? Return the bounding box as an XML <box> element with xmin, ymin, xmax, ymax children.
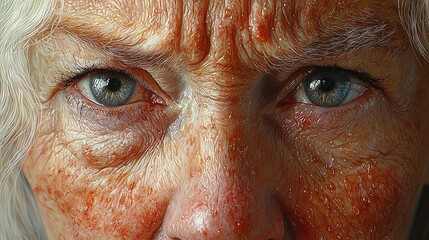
<box><xmin>276</xmin><ymin>65</ymin><xmax>382</xmax><ymax>94</ymax></box>
<box><xmin>300</xmin><ymin>66</ymin><xmax>388</xmax><ymax>100</ymax></box>
<box><xmin>63</xmin><ymin>66</ymin><xmax>151</xmax><ymax>91</ymax></box>
<box><xmin>59</xmin><ymin>62</ymin><xmax>105</xmax><ymax>89</ymax></box>
<box><xmin>308</xmin><ymin>66</ymin><xmax>382</xmax><ymax>89</ymax></box>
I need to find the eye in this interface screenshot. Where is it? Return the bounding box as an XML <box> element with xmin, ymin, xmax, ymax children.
<box><xmin>76</xmin><ymin>70</ymin><xmax>141</xmax><ymax>107</ymax></box>
<box><xmin>294</xmin><ymin>66</ymin><xmax>370</xmax><ymax>107</ymax></box>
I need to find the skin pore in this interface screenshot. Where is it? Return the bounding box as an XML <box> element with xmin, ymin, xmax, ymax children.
<box><xmin>22</xmin><ymin>0</ymin><xmax>429</xmax><ymax>239</ymax></box>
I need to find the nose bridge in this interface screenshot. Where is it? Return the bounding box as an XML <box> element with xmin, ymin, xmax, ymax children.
<box><xmin>179</xmin><ymin>96</ymin><xmax>256</xmax><ymax>201</ymax></box>
<box><xmin>158</xmin><ymin>82</ymin><xmax>288</xmax><ymax>239</ymax></box>
<box><xmin>179</xmin><ymin>88</ymin><xmax>253</xmax><ymax>177</ymax></box>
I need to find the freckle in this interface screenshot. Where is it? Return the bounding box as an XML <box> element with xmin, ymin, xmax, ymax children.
<box><xmin>212</xmin><ymin>210</ymin><xmax>219</xmax><ymax>217</ymax></box>
<box><xmin>224</xmin><ymin>8</ymin><xmax>232</xmax><ymax>18</ymax></box>
<box><xmin>46</xmin><ymin>185</ymin><xmax>52</xmax><ymax>194</ymax></box>
<box><xmin>119</xmin><ymin>195</ymin><xmax>126</xmax><ymax>205</ymax></box>
<box><xmin>33</xmin><ymin>186</ymin><xmax>42</xmax><ymax>194</ymax></box>
<box><xmin>84</xmin><ymin>192</ymin><xmax>95</xmax><ymax>216</ymax></box>
<box><xmin>54</xmin><ymin>190</ymin><xmax>63</xmax><ymax>199</ymax></box>
<box><xmin>128</xmin><ymin>182</ymin><xmax>136</xmax><ymax>191</ymax></box>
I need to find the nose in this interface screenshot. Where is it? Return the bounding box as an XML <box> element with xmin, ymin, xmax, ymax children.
<box><xmin>158</xmin><ymin>173</ymin><xmax>288</xmax><ymax>240</ymax></box>
<box><xmin>153</xmin><ymin>111</ymin><xmax>290</xmax><ymax>239</ymax></box>
<box><xmin>154</xmin><ymin>77</ymin><xmax>293</xmax><ymax>239</ymax></box>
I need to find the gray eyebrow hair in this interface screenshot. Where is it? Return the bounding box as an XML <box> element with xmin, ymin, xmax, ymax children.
<box><xmin>266</xmin><ymin>21</ymin><xmax>401</xmax><ymax>71</ymax></box>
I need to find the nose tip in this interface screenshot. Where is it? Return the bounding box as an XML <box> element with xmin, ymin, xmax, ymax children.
<box><xmin>157</xmin><ymin>180</ymin><xmax>289</xmax><ymax>240</ymax></box>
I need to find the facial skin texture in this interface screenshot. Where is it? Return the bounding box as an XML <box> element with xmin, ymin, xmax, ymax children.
<box><xmin>22</xmin><ymin>0</ymin><xmax>429</xmax><ymax>239</ymax></box>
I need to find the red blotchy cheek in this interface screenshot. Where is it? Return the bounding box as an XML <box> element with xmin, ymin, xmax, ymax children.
<box><xmin>342</xmin><ymin>168</ymin><xmax>404</xmax><ymax>231</ymax></box>
<box><xmin>284</xmin><ymin>166</ymin><xmax>408</xmax><ymax>239</ymax></box>
<box><xmin>33</xmin><ymin>166</ymin><xmax>168</xmax><ymax>239</ymax></box>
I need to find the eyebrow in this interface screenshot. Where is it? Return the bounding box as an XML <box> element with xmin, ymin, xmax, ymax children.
<box><xmin>56</xmin><ymin>25</ymin><xmax>175</xmax><ymax>69</ymax></box>
<box><xmin>55</xmin><ymin>8</ymin><xmax>404</xmax><ymax>72</ymax></box>
<box><xmin>267</xmin><ymin>21</ymin><xmax>403</xmax><ymax>70</ymax></box>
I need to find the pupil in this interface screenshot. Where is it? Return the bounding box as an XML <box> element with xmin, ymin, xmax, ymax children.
<box><xmin>107</xmin><ymin>78</ymin><xmax>122</xmax><ymax>92</ymax></box>
<box><xmin>319</xmin><ymin>79</ymin><xmax>336</xmax><ymax>92</ymax></box>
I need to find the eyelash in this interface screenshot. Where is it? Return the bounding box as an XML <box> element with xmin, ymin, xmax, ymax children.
<box><xmin>302</xmin><ymin>65</ymin><xmax>384</xmax><ymax>89</ymax></box>
<box><xmin>60</xmin><ymin>62</ymin><xmax>106</xmax><ymax>89</ymax></box>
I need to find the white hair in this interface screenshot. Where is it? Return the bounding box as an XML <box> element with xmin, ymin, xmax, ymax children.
<box><xmin>0</xmin><ymin>0</ymin><xmax>57</xmax><ymax>239</ymax></box>
<box><xmin>399</xmin><ymin>0</ymin><xmax>429</xmax><ymax>62</ymax></box>
<box><xmin>0</xmin><ymin>0</ymin><xmax>427</xmax><ymax>239</ymax></box>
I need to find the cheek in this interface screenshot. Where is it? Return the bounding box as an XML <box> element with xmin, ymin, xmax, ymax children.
<box><xmin>275</xmin><ymin>100</ymin><xmax>424</xmax><ymax>238</ymax></box>
<box><xmin>24</xmin><ymin>134</ymin><xmax>170</xmax><ymax>239</ymax></box>
<box><xmin>22</xmin><ymin>99</ymin><xmax>174</xmax><ymax>239</ymax></box>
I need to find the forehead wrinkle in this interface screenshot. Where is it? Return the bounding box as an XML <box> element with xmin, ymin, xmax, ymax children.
<box><xmin>60</xmin><ymin>0</ymin><xmax>183</xmax><ymax>55</ymax></box>
<box><xmin>55</xmin><ymin>0</ymin><xmax>403</xmax><ymax>73</ymax></box>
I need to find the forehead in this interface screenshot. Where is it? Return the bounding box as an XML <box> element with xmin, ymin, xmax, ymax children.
<box><xmin>59</xmin><ymin>0</ymin><xmax>401</xmax><ymax>70</ymax></box>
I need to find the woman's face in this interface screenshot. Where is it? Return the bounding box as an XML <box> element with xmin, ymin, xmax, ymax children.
<box><xmin>22</xmin><ymin>0</ymin><xmax>429</xmax><ymax>239</ymax></box>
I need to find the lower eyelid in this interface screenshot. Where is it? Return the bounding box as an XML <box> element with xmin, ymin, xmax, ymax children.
<box><xmin>274</xmin><ymin>89</ymin><xmax>381</xmax><ymax>134</ymax></box>
<box><xmin>63</xmin><ymin>89</ymin><xmax>168</xmax><ymax>132</ymax></box>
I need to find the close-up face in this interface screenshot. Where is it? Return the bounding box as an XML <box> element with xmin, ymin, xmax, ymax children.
<box><xmin>19</xmin><ymin>0</ymin><xmax>429</xmax><ymax>239</ymax></box>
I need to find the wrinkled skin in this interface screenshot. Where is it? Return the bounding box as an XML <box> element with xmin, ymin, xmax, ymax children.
<box><xmin>23</xmin><ymin>0</ymin><xmax>429</xmax><ymax>239</ymax></box>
